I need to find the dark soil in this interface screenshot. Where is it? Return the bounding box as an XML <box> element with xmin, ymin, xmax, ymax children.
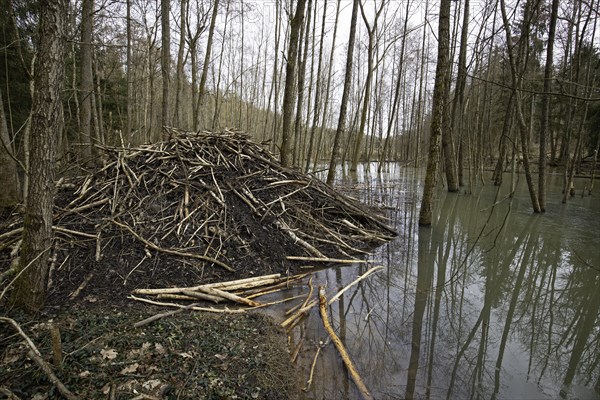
<box><xmin>1</xmin><ymin>305</ymin><xmax>298</xmax><ymax>399</ymax></box>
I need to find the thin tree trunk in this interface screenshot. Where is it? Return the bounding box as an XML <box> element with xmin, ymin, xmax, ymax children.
<box><xmin>126</xmin><ymin>0</ymin><xmax>133</xmax><ymax>144</ymax></box>
<box><xmin>308</xmin><ymin>0</ymin><xmax>340</xmax><ymax>173</ymax></box>
<box><xmin>379</xmin><ymin>0</ymin><xmax>411</xmax><ymax>172</ymax></box>
<box><xmin>0</xmin><ymin>89</ymin><xmax>21</xmax><ymax>208</ymax></box>
<box><xmin>450</xmin><ymin>0</ymin><xmax>469</xmax><ymax>188</ymax></box>
<box><xmin>161</xmin><ymin>0</ymin><xmax>171</xmax><ymax>132</ymax></box>
<box><xmin>292</xmin><ymin>0</ymin><xmax>312</xmax><ymax>167</ymax></box>
<box><xmin>280</xmin><ymin>0</ymin><xmax>307</xmax><ymax>167</ymax></box>
<box><xmin>13</xmin><ymin>0</ymin><xmax>67</xmax><ymax>312</ymax></box>
<box><xmin>326</xmin><ymin>0</ymin><xmax>359</xmax><ymax>185</ymax></box>
<box><xmin>350</xmin><ymin>0</ymin><xmax>385</xmax><ymax>172</ymax></box>
<box><xmin>537</xmin><ymin>0</ymin><xmax>558</xmax><ymax>211</ymax></box>
<box><xmin>174</xmin><ymin>0</ymin><xmax>188</xmax><ymax>127</ymax></box>
<box><xmin>419</xmin><ymin>0</ymin><xmax>451</xmax><ymax>226</ymax></box>
<box><xmin>499</xmin><ymin>0</ymin><xmax>541</xmax><ymax>213</ymax></box>
<box><xmin>80</xmin><ymin>0</ymin><xmax>94</xmax><ymax>161</ymax></box>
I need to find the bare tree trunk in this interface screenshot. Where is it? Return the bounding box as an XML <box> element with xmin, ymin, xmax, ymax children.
<box><xmin>12</xmin><ymin>0</ymin><xmax>67</xmax><ymax>312</ymax></box>
<box><xmin>0</xmin><ymin>89</ymin><xmax>21</xmax><ymax>208</ymax></box>
<box><xmin>538</xmin><ymin>0</ymin><xmax>559</xmax><ymax>211</ymax></box>
<box><xmin>80</xmin><ymin>0</ymin><xmax>94</xmax><ymax>161</ymax></box>
<box><xmin>196</xmin><ymin>0</ymin><xmax>219</xmax><ymax>130</ymax></box>
<box><xmin>379</xmin><ymin>0</ymin><xmax>411</xmax><ymax>172</ymax></box>
<box><xmin>292</xmin><ymin>0</ymin><xmax>312</xmax><ymax>167</ymax></box>
<box><xmin>161</xmin><ymin>0</ymin><xmax>171</xmax><ymax>133</ymax></box>
<box><xmin>326</xmin><ymin>0</ymin><xmax>359</xmax><ymax>185</ymax></box>
<box><xmin>211</xmin><ymin>0</ymin><xmax>231</xmax><ymax>130</ymax></box>
<box><xmin>450</xmin><ymin>0</ymin><xmax>469</xmax><ymax>188</ymax></box>
<box><xmin>280</xmin><ymin>0</ymin><xmax>307</xmax><ymax>167</ymax></box>
<box><xmin>308</xmin><ymin>0</ymin><xmax>340</xmax><ymax>173</ymax></box>
<box><xmin>499</xmin><ymin>0</ymin><xmax>541</xmax><ymax>213</ymax></box>
<box><xmin>350</xmin><ymin>0</ymin><xmax>385</xmax><ymax>172</ymax></box>
<box><xmin>174</xmin><ymin>0</ymin><xmax>187</xmax><ymax>127</ymax></box>
<box><xmin>126</xmin><ymin>0</ymin><xmax>134</xmax><ymax>144</ymax></box>
<box><xmin>419</xmin><ymin>0</ymin><xmax>451</xmax><ymax>226</ymax></box>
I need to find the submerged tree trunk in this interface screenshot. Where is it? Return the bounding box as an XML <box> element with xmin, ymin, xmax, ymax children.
<box><xmin>419</xmin><ymin>0</ymin><xmax>451</xmax><ymax>226</ymax></box>
<box><xmin>499</xmin><ymin>0</ymin><xmax>541</xmax><ymax>213</ymax></box>
<box><xmin>326</xmin><ymin>0</ymin><xmax>359</xmax><ymax>185</ymax></box>
<box><xmin>350</xmin><ymin>0</ymin><xmax>385</xmax><ymax>172</ymax></box>
<box><xmin>12</xmin><ymin>0</ymin><xmax>67</xmax><ymax>312</ymax></box>
<box><xmin>538</xmin><ymin>0</ymin><xmax>559</xmax><ymax>211</ymax></box>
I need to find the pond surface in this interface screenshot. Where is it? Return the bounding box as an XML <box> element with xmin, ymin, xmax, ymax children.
<box><xmin>269</xmin><ymin>164</ymin><xmax>600</xmax><ymax>399</ymax></box>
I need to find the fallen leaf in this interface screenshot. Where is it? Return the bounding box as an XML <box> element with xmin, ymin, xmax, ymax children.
<box><xmin>179</xmin><ymin>352</ymin><xmax>193</xmax><ymax>359</ymax></box>
<box><xmin>100</xmin><ymin>348</ymin><xmax>118</xmax><ymax>360</ymax></box>
<box><xmin>142</xmin><ymin>379</ymin><xmax>162</xmax><ymax>391</ymax></box>
<box><xmin>78</xmin><ymin>370</ymin><xmax>91</xmax><ymax>378</ymax></box>
<box><xmin>120</xmin><ymin>363</ymin><xmax>139</xmax><ymax>374</ymax></box>
<box><xmin>154</xmin><ymin>343</ymin><xmax>166</xmax><ymax>354</ymax></box>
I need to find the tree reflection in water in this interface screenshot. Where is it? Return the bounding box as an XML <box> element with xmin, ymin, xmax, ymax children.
<box><xmin>283</xmin><ymin>163</ymin><xmax>600</xmax><ymax>400</ymax></box>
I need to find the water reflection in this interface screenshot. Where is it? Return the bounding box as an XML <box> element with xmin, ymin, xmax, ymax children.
<box><xmin>282</xmin><ymin>164</ymin><xmax>600</xmax><ymax>399</ymax></box>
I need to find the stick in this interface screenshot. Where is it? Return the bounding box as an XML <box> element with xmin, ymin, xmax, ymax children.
<box><xmin>134</xmin><ymin>302</ymin><xmax>200</xmax><ymax>328</ymax></box>
<box><xmin>69</xmin><ymin>272</ymin><xmax>94</xmax><ymax>300</ymax></box>
<box><xmin>196</xmin><ymin>286</ymin><xmax>262</xmax><ymax>307</ymax></box>
<box><xmin>303</xmin><ymin>345</ymin><xmax>321</xmax><ymax>392</ymax></box>
<box><xmin>133</xmin><ymin>274</ymin><xmax>282</xmax><ymax>295</ymax></box>
<box><xmin>180</xmin><ymin>290</ymin><xmax>222</xmax><ymax>303</ymax></box>
<box><xmin>111</xmin><ymin>219</ymin><xmax>235</xmax><ymax>272</ymax></box>
<box><xmin>53</xmin><ymin>226</ymin><xmax>97</xmax><ymax>239</ymax></box>
<box><xmin>286</xmin><ymin>256</ymin><xmax>368</xmax><ymax>264</ymax></box>
<box><xmin>0</xmin><ymin>318</ymin><xmax>78</xmax><ymax>400</ymax></box>
<box><xmin>129</xmin><ymin>295</ymin><xmax>247</xmax><ymax>313</ymax></box>
<box><xmin>318</xmin><ymin>287</ymin><xmax>373</xmax><ymax>400</ymax></box>
<box><xmin>328</xmin><ymin>266</ymin><xmax>383</xmax><ymax>305</ymax></box>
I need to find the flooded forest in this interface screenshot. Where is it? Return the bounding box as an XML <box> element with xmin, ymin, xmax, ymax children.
<box><xmin>0</xmin><ymin>0</ymin><xmax>599</xmax><ymax>399</ymax></box>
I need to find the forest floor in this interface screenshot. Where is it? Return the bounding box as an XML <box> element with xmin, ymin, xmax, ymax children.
<box><xmin>0</xmin><ymin>129</ymin><xmax>395</xmax><ymax>399</ymax></box>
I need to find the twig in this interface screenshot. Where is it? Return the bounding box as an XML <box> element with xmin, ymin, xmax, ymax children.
<box><xmin>0</xmin><ymin>387</ymin><xmax>22</xmax><ymax>400</ymax></box>
<box><xmin>0</xmin><ymin>318</ymin><xmax>78</xmax><ymax>400</ymax></box>
<box><xmin>328</xmin><ymin>266</ymin><xmax>383</xmax><ymax>305</ymax></box>
<box><xmin>286</xmin><ymin>256</ymin><xmax>368</xmax><ymax>264</ymax></box>
<box><xmin>134</xmin><ymin>302</ymin><xmax>200</xmax><ymax>328</ymax></box>
<box><xmin>318</xmin><ymin>287</ymin><xmax>373</xmax><ymax>400</ymax></box>
<box><xmin>111</xmin><ymin>219</ymin><xmax>234</xmax><ymax>272</ymax></box>
<box><xmin>68</xmin><ymin>272</ymin><xmax>94</xmax><ymax>300</ymax></box>
<box><xmin>129</xmin><ymin>295</ymin><xmax>247</xmax><ymax>313</ymax></box>
<box><xmin>303</xmin><ymin>345</ymin><xmax>322</xmax><ymax>392</ymax></box>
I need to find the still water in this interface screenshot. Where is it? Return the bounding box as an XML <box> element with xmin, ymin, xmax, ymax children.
<box><xmin>271</xmin><ymin>164</ymin><xmax>600</xmax><ymax>399</ymax></box>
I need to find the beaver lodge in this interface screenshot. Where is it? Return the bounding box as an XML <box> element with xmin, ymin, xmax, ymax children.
<box><xmin>0</xmin><ymin>128</ymin><xmax>396</xmax><ymax>399</ymax></box>
<box><xmin>2</xmin><ymin>128</ymin><xmax>396</xmax><ymax>305</ymax></box>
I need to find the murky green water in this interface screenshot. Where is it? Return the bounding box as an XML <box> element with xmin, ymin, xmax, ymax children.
<box><xmin>277</xmin><ymin>164</ymin><xmax>600</xmax><ymax>399</ymax></box>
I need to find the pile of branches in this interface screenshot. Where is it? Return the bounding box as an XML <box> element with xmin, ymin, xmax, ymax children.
<box><xmin>1</xmin><ymin>128</ymin><xmax>396</xmax><ymax>303</ymax></box>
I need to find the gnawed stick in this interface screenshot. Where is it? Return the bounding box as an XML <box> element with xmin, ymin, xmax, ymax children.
<box><xmin>196</xmin><ymin>286</ymin><xmax>262</xmax><ymax>307</ymax></box>
<box><xmin>129</xmin><ymin>295</ymin><xmax>247</xmax><ymax>313</ymax></box>
<box><xmin>328</xmin><ymin>266</ymin><xmax>383</xmax><ymax>306</ymax></box>
<box><xmin>318</xmin><ymin>287</ymin><xmax>373</xmax><ymax>400</ymax></box>
<box><xmin>286</xmin><ymin>256</ymin><xmax>367</xmax><ymax>264</ymax></box>
<box><xmin>180</xmin><ymin>290</ymin><xmax>223</xmax><ymax>303</ymax></box>
<box><xmin>133</xmin><ymin>273</ymin><xmax>282</xmax><ymax>295</ymax></box>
